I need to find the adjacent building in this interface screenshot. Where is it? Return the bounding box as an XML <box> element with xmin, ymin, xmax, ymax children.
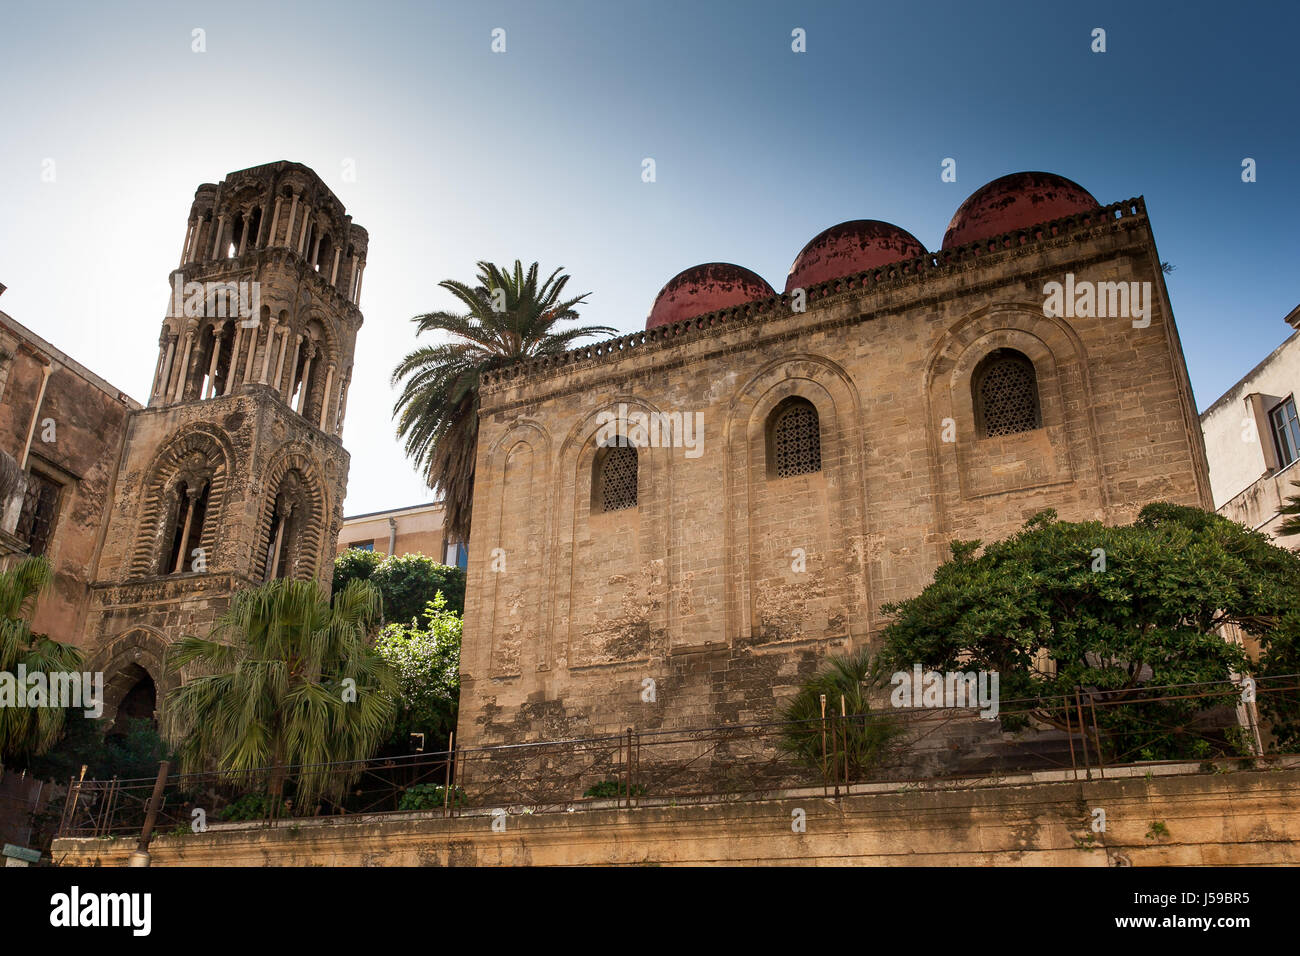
<box><xmin>336</xmin><ymin>500</ymin><xmax>467</xmax><ymax>569</ymax></box>
<box><xmin>1199</xmin><ymin>305</ymin><xmax>1300</xmax><ymax>548</ymax></box>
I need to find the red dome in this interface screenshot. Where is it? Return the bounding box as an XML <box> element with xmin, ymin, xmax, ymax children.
<box><xmin>646</xmin><ymin>262</ymin><xmax>775</xmax><ymax>330</ymax></box>
<box><xmin>942</xmin><ymin>172</ymin><xmax>1099</xmax><ymax>250</ymax></box>
<box><xmin>785</xmin><ymin>219</ymin><xmax>926</xmax><ymax>292</ymax></box>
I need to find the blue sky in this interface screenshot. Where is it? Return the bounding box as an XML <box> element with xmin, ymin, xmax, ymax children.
<box><xmin>1</xmin><ymin>0</ymin><xmax>1296</xmax><ymax>515</ymax></box>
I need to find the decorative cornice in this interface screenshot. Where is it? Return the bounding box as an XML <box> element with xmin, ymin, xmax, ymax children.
<box><xmin>480</xmin><ymin>197</ymin><xmax>1147</xmax><ymax>393</ymax></box>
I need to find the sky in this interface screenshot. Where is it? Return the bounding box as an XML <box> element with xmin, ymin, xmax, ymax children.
<box><xmin>1</xmin><ymin>0</ymin><xmax>1297</xmax><ymax>516</ymax></box>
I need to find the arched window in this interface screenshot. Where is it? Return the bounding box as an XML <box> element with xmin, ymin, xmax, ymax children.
<box><xmin>973</xmin><ymin>349</ymin><xmax>1041</xmax><ymax>437</ymax></box>
<box><xmin>195</xmin><ymin>321</ymin><xmax>237</xmax><ymax>399</ymax></box>
<box><xmin>162</xmin><ymin>474</ymin><xmax>210</xmax><ymax>574</ymax></box>
<box><xmin>262</xmin><ymin>470</ymin><xmax>312</xmax><ymax>580</ymax></box>
<box><xmin>768</xmin><ymin>397</ymin><xmax>822</xmax><ymax>478</ymax></box>
<box><xmin>595</xmin><ymin>441</ymin><xmax>638</xmax><ymax>513</ymax></box>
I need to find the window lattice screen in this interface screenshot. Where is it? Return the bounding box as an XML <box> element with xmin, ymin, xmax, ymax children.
<box><xmin>774</xmin><ymin>403</ymin><xmax>822</xmax><ymax>478</ymax></box>
<box><xmin>600</xmin><ymin>444</ymin><xmax>638</xmax><ymax>512</ymax></box>
<box><xmin>978</xmin><ymin>354</ymin><xmax>1040</xmax><ymax>437</ymax></box>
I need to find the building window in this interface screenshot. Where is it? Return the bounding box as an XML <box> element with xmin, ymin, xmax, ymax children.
<box><xmin>444</xmin><ymin>541</ymin><xmax>468</xmax><ymax>571</ymax></box>
<box><xmin>597</xmin><ymin>442</ymin><xmax>638</xmax><ymax>513</ymax></box>
<box><xmin>348</xmin><ymin>541</ymin><xmax>375</xmax><ymax>551</ymax></box>
<box><xmin>974</xmin><ymin>349</ymin><xmax>1041</xmax><ymax>438</ymax></box>
<box><xmin>16</xmin><ymin>469</ymin><xmax>61</xmax><ymax>557</ymax></box>
<box><xmin>1270</xmin><ymin>397</ymin><xmax>1300</xmax><ymax>469</ymax></box>
<box><xmin>770</xmin><ymin>398</ymin><xmax>822</xmax><ymax>478</ymax></box>
<box><xmin>163</xmin><ymin>477</ymin><xmax>210</xmax><ymax>574</ymax></box>
<box><xmin>262</xmin><ymin>470</ymin><xmax>312</xmax><ymax>581</ymax></box>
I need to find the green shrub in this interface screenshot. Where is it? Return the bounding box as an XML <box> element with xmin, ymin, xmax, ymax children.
<box><xmin>219</xmin><ymin>792</ymin><xmax>273</xmax><ymax>821</ymax></box>
<box><xmin>583</xmin><ymin>780</ymin><xmax>645</xmax><ymax>799</ymax></box>
<box><xmin>398</xmin><ymin>783</ymin><xmax>466</xmax><ymax>811</ymax></box>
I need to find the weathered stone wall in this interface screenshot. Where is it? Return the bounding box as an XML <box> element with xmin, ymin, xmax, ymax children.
<box><xmin>459</xmin><ymin>201</ymin><xmax>1212</xmax><ymax>748</ymax></box>
<box><xmin>51</xmin><ymin>767</ymin><xmax>1300</xmax><ymax>867</ymax></box>
<box><xmin>0</xmin><ymin>313</ymin><xmax>138</xmax><ymax>645</ymax></box>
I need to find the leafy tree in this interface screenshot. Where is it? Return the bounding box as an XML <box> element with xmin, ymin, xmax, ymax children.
<box><xmin>780</xmin><ymin>648</ymin><xmax>901</xmax><ymax>779</ymax></box>
<box><xmin>878</xmin><ymin>504</ymin><xmax>1300</xmax><ymax>761</ymax></box>
<box><xmin>0</xmin><ymin>556</ymin><xmax>84</xmax><ymax>762</ymax></box>
<box><xmin>370</xmin><ymin>553</ymin><xmax>465</xmax><ymax>622</ymax></box>
<box><xmin>332</xmin><ymin>547</ymin><xmax>384</xmax><ymax>594</ymax></box>
<box><xmin>374</xmin><ymin>593</ymin><xmax>461</xmax><ymax>754</ymax></box>
<box><xmin>391</xmin><ymin>260</ymin><xmax>615</xmax><ymax>542</ymax></box>
<box><xmin>162</xmin><ymin>578</ymin><xmax>399</xmax><ymax>810</ymax></box>
<box><xmin>334</xmin><ymin>550</ymin><xmax>466</xmax><ymax>621</ymax></box>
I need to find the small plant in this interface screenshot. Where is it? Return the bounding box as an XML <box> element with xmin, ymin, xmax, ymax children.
<box><xmin>218</xmin><ymin>792</ymin><xmax>273</xmax><ymax>822</ymax></box>
<box><xmin>397</xmin><ymin>783</ymin><xmax>466</xmax><ymax>811</ymax></box>
<box><xmin>583</xmin><ymin>780</ymin><xmax>645</xmax><ymax>799</ymax></box>
<box><xmin>1146</xmin><ymin>820</ymin><xmax>1170</xmax><ymax>840</ymax></box>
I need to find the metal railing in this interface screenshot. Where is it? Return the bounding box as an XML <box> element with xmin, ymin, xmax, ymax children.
<box><xmin>54</xmin><ymin>675</ymin><xmax>1300</xmax><ymax>840</ymax></box>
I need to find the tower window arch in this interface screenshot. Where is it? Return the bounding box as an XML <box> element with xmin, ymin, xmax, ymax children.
<box><xmin>261</xmin><ymin>469</ymin><xmax>314</xmax><ymax>580</ymax></box>
<box><xmin>973</xmin><ymin>348</ymin><xmax>1041</xmax><ymax>437</ymax></box>
<box><xmin>161</xmin><ymin>471</ymin><xmax>211</xmax><ymax>575</ymax></box>
<box><xmin>768</xmin><ymin>397</ymin><xmax>822</xmax><ymax>478</ymax></box>
<box><xmin>594</xmin><ymin>440</ymin><xmax>638</xmax><ymax>513</ymax></box>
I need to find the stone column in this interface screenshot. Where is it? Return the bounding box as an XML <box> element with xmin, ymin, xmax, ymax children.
<box><xmin>204</xmin><ymin>321</ymin><xmax>228</xmax><ymax>398</ymax></box>
<box><xmin>267</xmin><ymin>501</ymin><xmax>293</xmax><ymax>580</ymax></box>
<box><xmin>284</xmin><ymin>193</ymin><xmax>299</xmax><ymax>251</ymax></box>
<box><xmin>309</xmin><ymin>233</ymin><xmax>322</xmax><ymax>268</ymax></box>
<box><xmin>354</xmin><ymin>261</ymin><xmax>365</xmax><ymax>303</ymax></box>
<box><xmin>258</xmin><ymin>313</ymin><xmax>280</xmax><ymax>384</ymax></box>
<box><xmin>330</xmin><ymin>247</ymin><xmax>341</xmax><ymax>285</ymax></box>
<box><xmin>243</xmin><ymin>315</ymin><xmax>261</xmax><ymax>384</ymax></box>
<box><xmin>318</xmin><ymin>363</ymin><xmax>336</xmax><ymax>430</ymax></box>
<box><xmin>295</xmin><ymin>343</ymin><xmax>316</xmax><ymax>414</ymax></box>
<box><xmin>179</xmin><ymin>219</ymin><xmax>195</xmax><ymax>268</ymax></box>
<box><xmin>268</xmin><ymin>197</ymin><xmax>282</xmax><ymax>247</ymax></box>
<box><xmin>210</xmin><ymin>214</ymin><xmax>227</xmax><ymax>259</ymax></box>
<box><xmin>334</xmin><ymin>366</ymin><xmax>352</xmax><ymax>436</ymax></box>
<box><xmin>225</xmin><ymin>324</ymin><xmax>243</xmax><ymax>395</ymax></box>
<box><xmin>273</xmin><ymin>327</ymin><xmax>293</xmax><ymax>393</ymax></box>
<box><xmin>236</xmin><ymin>213</ymin><xmax>250</xmax><ymax>256</ymax></box>
<box><xmin>172</xmin><ymin>487</ymin><xmax>195</xmax><ymax>574</ymax></box>
<box><xmin>172</xmin><ymin>329</ymin><xmax>195</xmax><ymax>403</ymax></box>
<box><xmin>296</xmin><ymin>207</ymin><xmax>312</xmax><ymax>256</ymax></box>
<box><xmin>283</xmin><ymin>333</ymin><xmax>303</xmax><ymax>400</ymax></box>
<box><xmin>151</xmin><ymin>333</ymin><xmax>172</xmax><ymax>401</ymax></box>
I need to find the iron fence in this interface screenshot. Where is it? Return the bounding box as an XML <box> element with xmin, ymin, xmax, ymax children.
<box><xmin>54</xmin><ymin>675</ymin><xmax>1300</xmax><ymax>840</ymax></box>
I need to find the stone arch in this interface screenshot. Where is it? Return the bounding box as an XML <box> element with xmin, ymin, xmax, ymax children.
<box><xmin>922</xmin><ymin>301</ymin><xmax>1107</xmax><ymax>536</ymax></box>
<box><xmin>552</xmin><ymin>399</ymin><xmax>673</xmax><ymax>669</ymax></box>
<box><xmin>88</xmin><ymin>627</ymin><xmax>174</xmax><ymax>731</ymax></box>
<box><xmin>252</xmin><ymin>448</ymin><xmax>328</xmax><ymax>582</ymax></box>
<box><xmin>724</xmin><ymin>354</ymin><xmax>870</xmax><ymax>645</ymax></box>
<box><xmin>129</xmin><ymin>425</ymin><xmax>235</xmax><ymax>577</ymax></box>
<box><xmin>477</xmin><ymin>421</ymin><xmax>553</xmax><ymax>674</ymax></box>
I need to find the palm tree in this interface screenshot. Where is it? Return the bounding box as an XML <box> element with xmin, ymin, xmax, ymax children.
<box><xmin>0</xmin><ymin>556</ymin><xmax>84</xmax><ymax>761</ymax></box>
<box><xmin>1277</xmin><ymin>482</ymin><xmax>1300</xmax><ymax>538</ymax></box>
<box><xmin>162</xmin><ymin>578</ymin><xmax>399</xmax><ymax>810</ymax></box>
<box><xmin>391</xmin><ymin>260</ymin><xmax>616</xmax><ymax>542</ymax></box>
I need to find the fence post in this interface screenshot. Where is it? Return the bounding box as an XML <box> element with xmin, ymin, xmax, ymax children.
<box><xmin>624</xmin><ymin>727</ymin><xmax>633</xmax><ymax>808</ymax></box>
<box><xmin>128</xmin><ymin>760</ymin><xmax>171</xmax><ymax>868</ymax></box>
<box><xmin>443</xmin><ymin>732</ymin><xmax>455</xmax><ymax>819</ymax></box>
<box><xmin>1074</xmin><ymin>687</ymin><xmax>1093</xmax><ymax>780</ymax></box>
<box><xmin>820</xmin><ymin>694</ymin><xmax>828</xmax><ymax>796</ymax></box>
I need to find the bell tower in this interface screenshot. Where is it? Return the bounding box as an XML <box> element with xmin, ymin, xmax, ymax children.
<box><xmin>83</xmin><ymin>161</ymin><xmax>368</xmax><ymax>724</ymax></box>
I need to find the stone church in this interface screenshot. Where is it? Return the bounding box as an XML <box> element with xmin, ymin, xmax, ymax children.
<box><xmin>458</xmin><ymin>171</ymin><xmax>1214</xmax><ymax>749</ymax></box>
<box><xmin>0</xmin><ymin>161</ymin><xmax>366</xmax><ymax>728</ymax></box>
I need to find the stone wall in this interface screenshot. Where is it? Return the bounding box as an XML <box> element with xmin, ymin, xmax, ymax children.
<box><xmin>459</xmin><ymin>200</ymin><xmax>1213</xmax><ymax>749</ymax></box>
<box><xmin>51</xmin><ymin>766</ymin><xmax>1300</xmax><ymax>867</ymax></box>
